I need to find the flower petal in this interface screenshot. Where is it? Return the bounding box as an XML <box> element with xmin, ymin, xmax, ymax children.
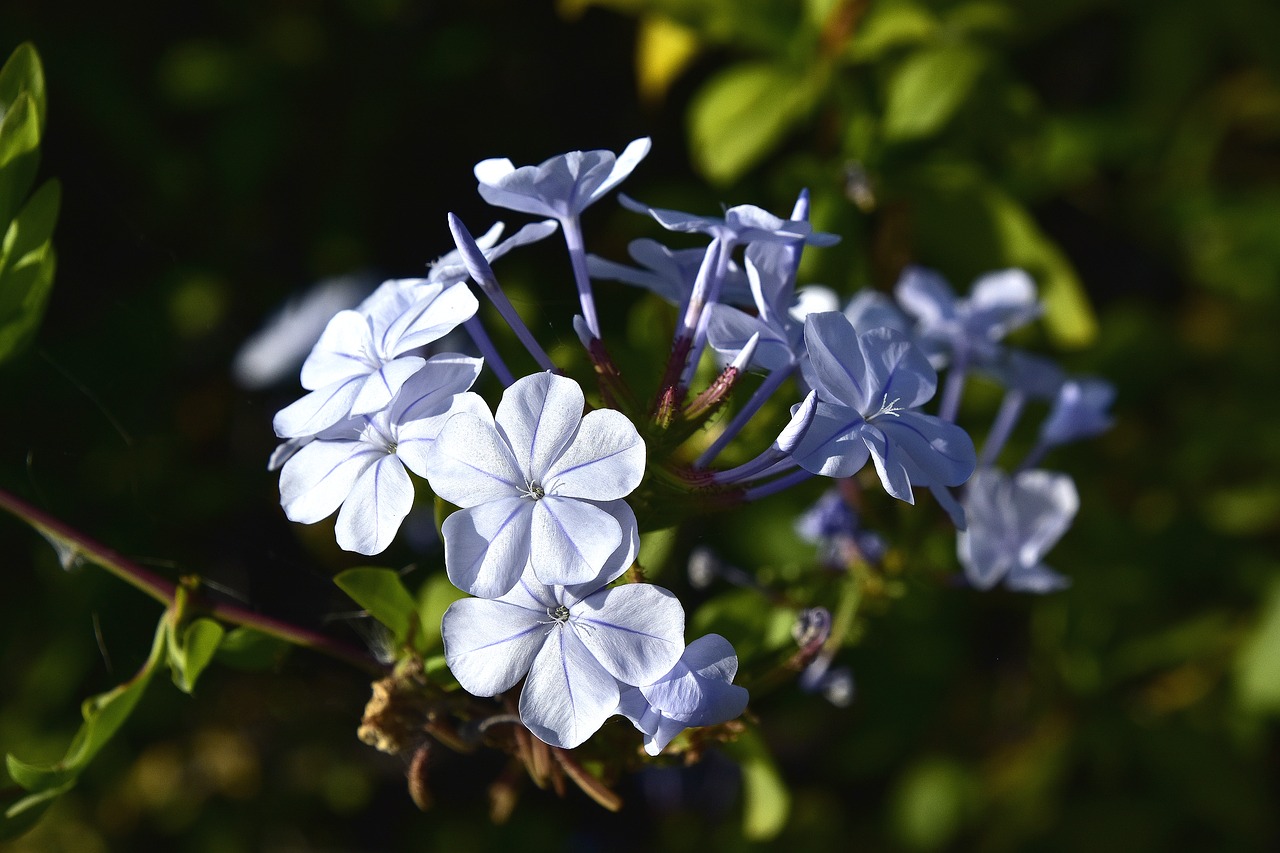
<box><xmin>350</xmin><ymin>356</ymin><xmax>425</xmax><ymax>416</ymax></box>
<box><xmin>858</xmin><ymin>327</ymin><xmax>937</xmax><ymax>411</ymax></box>
<box><xmin>383</xmin><ymin>280</ymin><xmax>479</xmax><ymax>356</ymax></box>
<box><xmin>427</xmin><ymin>411</ymin><xmax>523</xmax><ymax>506</ymax></box>
<box><xmin>334</xmin><ymin>455</ymin><xmax>413</xmax><ymax>555</ymax></box>
<box><xmin>543</xmin><ymin>409</ymin><xmax>645</xmax><ymax>500</ymax></box>
<box><xmin>572</xmin><ymin>584</ymin><xmax>685</xmax><ymax>687</ymax></box>
<box><xmin>395</xmin><ymin>392</ymin><xmax>489</xmax><ymax>479</ymax></box>
<box><xmin>299</xmin><ymin>310</ymin><xmax>373</xmax><ymax>390</ymax></box>
<box><xmin>520</xmin><ymin>628</ymin><xmax>620</xmax><ymax>749</ymax></box>
<box><xmin>803</xmin><ymin>312</ymin><xmax>871</xmax><ymax>410</ymax></box>
<box><xmin>529</xmin><ymin>496</ymin><xmax>621</xmax><ymax>586</ymax></box>
<box><xmin>441</xmin><ymin>498</ymin><xmax>534</xmax><ymax>599</ymax></box>
<box><xmin>494</xmin><ymin>372</ymin><xmax>583</xmax><ymax>480</ymax></box>
<box><xmin>789</xmin><ymin>401</ymin><xmax>872</xmax><ymax>478</ymax></box>
<box><xmin>272</xmin><ymin>375</ymin><xmax>366</xmax><ymax>438</ymax></box>
<box><xmin>442</xmin><ymin>597</ymin><xmax>548</xmax><ymax>696</ymax></box>
<box><xmin>279</xmin><ymin>439</ymin><xmax>377</xmax><ymax>523</ymax></box>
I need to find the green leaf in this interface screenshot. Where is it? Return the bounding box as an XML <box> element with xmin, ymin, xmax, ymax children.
<box><xmin>889</xmin><ymin>757</ymin><xmax>977</xmax><ymax>849</ymax></box>
<box><xmin>882</xmin><ymin>45</ymin><xmax>986</xmax><ymax>142</ymax></box>
<box><xmin>3</xmin><ymin>613</ymin><xmax>167</xmax><ymax>834</ymax></box>
<box><xmin>0</xmin><ymin>179</ymin><xmax>60</xmax><ymax>365</ymax></box>
<box><xmin>0</xmin><ymin>43</ymin><xmax>47</xmax><ymax>133</ymax></box>
<box><xmin>166</xmin><ymin>617</ymin><xmax>225</xmax><ymax>694</ymax></box>
<box><xmin>726</xmin><ymin>724</ymin><xmax>790</xmax><ymax>840</ymax></box>
<box><xmin>845</xmin><ymin>0</ymin><xmax>940</xmax><ymax>63</ymax></box>
<box><xmin>335</xmin><ymin>567</ymin><xmax>419</xmax><ymax>648</ymax></box>
<box><xmin>1235</xmin><ymin>579</ymin><xmax>1280</xmax><ymax>715</ymax></box>
<box><xmin>214</xmin><ymin>625</ymin><xmax>293</xmax><ymax>671</ymax></box>
<box><xmin>689</xmin><ymin>61</ymin><xmax>824</xmax><ymax>185</ymax></box>
<box><xmin>0</xmin><ymin>92</ymin><xmax>41</xmax><ymax>227</ymax></box>
<box><xmin>414</xmin><ymin>572</ymin><xmax>466</xmax><ymax>655</ymax></box>
<box><xmin>691</xmin><ymin>588</ymin><xmax>797</xmax><ymax>661</ymax></box>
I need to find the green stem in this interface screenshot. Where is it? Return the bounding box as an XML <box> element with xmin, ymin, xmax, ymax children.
<box><xmin>0</xmin><ymin>488</ymin><xmax>385</xmax><ymax>676</ymax></box>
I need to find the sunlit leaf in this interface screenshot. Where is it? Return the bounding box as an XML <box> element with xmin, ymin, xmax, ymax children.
<box><xmin>845</xmin><ymin>0</ymin><xmax>939</xmax><ymax>63</ymax></box>
<box><xmin>0</xmin><ymin>43</ymin><xmax>47</xmax><ymax>134</ymax></box>
<box><xmin>726</xmin><ymin>724</ymin><xmax>790</xmax><ymax>840</ymax></box>
<box><xmin>1235</xmin><ymin>579</ymin><xmax>1280</xmax><ymax>715</ymax></box>
<box><xmin>0</xmin><ymin>179</ymin><xmax>59</xmax><ymax>365</ymax></box>
<box><xmin>882</xmin><ymin>45</ymin><xmax>986</xmax><ymax>142</ymax></box>
<box><xmin>414</xmin><ymin>571</ymin><xmax>466</xmax><ymax>655</ymax></box>
<box><xmin>167</xmin><ymin>617</ymin><xmax>225</xmax><ymax>693</ymax></box>
<box><xmin>335</xmin><ymin>567</ymin><xmax>419</xmax><ymax>648</ymax></box>
<box><xmin>690</xmin><ymin>61</ymin><xmax>824</xmax><ymax>184</ymax></box>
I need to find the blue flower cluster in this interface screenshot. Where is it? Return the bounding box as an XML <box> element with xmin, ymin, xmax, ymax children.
<box><xmin>269</xmin><ymin>138</ymin><xmax>1111</xmax><ymax>752</ymax></box>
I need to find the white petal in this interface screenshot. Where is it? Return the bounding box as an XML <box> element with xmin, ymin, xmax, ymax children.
<box><xmin>560</xmin><ymin>499</ymin><xmax>640</xmax><ymax>601</ymax></box>
<box><xmin>494</xmin><ymin>372</ymin><xmax>584</xmax><ymax>479</ymax></box>
<box><xmin>529</xmin><ymin>497</ymin><xmax>621</xmax><ymax>586</ymax></box>
<box><xmin>350</xmin><ymin>356</ymin><xmax>425</xmax><ymax>416</ymax></box>
<box><xmin>395</xmin><ymin>392</ymin><xmax>489</xmax><ymax>478</ymax></box>
<box><xmin>586</xmin><ymin>136</ymin><xmax>651</xmax><ymax>204</ymax></box>
<box><xmin>333</xmin><ymin>455</ymin><xmax>413</xmax><ymax>555</ymax></box>
<box><xmin>272</xmin><ymin>376</ymin><xmax>365</xmax><ymax>438</ymax></box>
<box><xmin>442</xmin><ymin>499</ymin><xmax>534</xmax><ymax>599</ymax></box>
<box><xmin>572</xmin><ymin>584</ymin><xmax>685</xmax><ymax>687</ymax></box>
<box><xmin>382</xmin><ymin>280</ymin><xmax>479</xmax><ymax>356</ymax></box>
<box><xmin>442</xmin><ymin>598</ymin><xmax>548</xmax><ymax>696</ymax></box>
<box><xmin>427</xmin><ymin>411</ymin><xmax>523</xmax><ymax>507</ymax></box>
<box><xmin>789</xmin><ymin>401</ymin><xmax>872</xmax><ymax>478</ymax></box>
<box><xmin>520</xmin><ymin>627</ymin><xmax>620</xmax><ymax>749</ymax></box>
<box><xmin>278</xmin><ymin>440</ymin><xmax>377</xmax><ymax>524</ymax></box>
<box><xmin>299</xmin><ymin>310</ymin><xmax>372</xmax><ymax>390</ymax></box>
<box><xmin>543</xmin><ymin>409</ymin><xmax>646</xmax><ymax>500</ymax></box>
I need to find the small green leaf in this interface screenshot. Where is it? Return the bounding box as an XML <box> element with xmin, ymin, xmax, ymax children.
<box><xmin>0</xmin><ymin>179</ymin><xmax>60</xmax><ymax>365</ymax></box>
<box><xmin>215</xmin><ymin>626</ymin><xmax>292</xmax><ymax>671</ymax></box>
<box><xmin>167</xmin><ymin>617</ymin><xmax>225</xmax><ymax>694</ymax></box>
<box><xmin>0</xmin><ymin>43</ymin><xmax>47</xmax><ymax>133</ymax></box>
<box><xmin>845</xmin><ymin>0</ymin><xmax>940</xmax><ymax>63</ymax></box>
<box><xmin>882</xmin><ymin>45</ymin><xmax>986</xmax><ymax>142</ymax></box>
<box><xmin>3</xmin><ymin>612</ymin><xmax>167</xmax><ymax>834</ymax></box>
<box><xmin>1235</xmin><ymin>579</ymin><xmax>1280</xmax><ymax>715</ymax></box>
<box><xmin>0</xmin><ymin>92</ymin><xmax>41</xmax><ymax>226</ymax></box>
<box><xmin>335</xmin><ymin>567</ymin><xmax>419</xmax><ymax>648</ymax></box>
<box><xmin>726</xmin><ymin>724</ymin><xmax>790</xmax><ymax>840</ymax></box>
<box><xmin>690</xmin><ymin>60</ymin><xmax>824</xmax><ymax>184</ymax></box>
<box><xmin>414</xmin><ymin>572</ymin><xmax>466</xmax><ymax>655</ymax></box>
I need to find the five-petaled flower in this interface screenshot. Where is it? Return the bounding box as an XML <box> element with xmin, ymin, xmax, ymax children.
<box><xmin>788</xmin><ymin>312</ymin><xmax>977</xmax><ymax>513</ymax></box>
<box><xmin>427</xmin><ymin>371</ymin><xmax>647</xmax><ymax>599</ymax></box>
<box><xmin>958</xmin><ymin>468</ymin><xmax>1078</xmax><ymax>593</ymax></box>
<box><xmin>441</xmin><ymin>532</ymin><xmax>686</xmax><ymax>749</ymax></box>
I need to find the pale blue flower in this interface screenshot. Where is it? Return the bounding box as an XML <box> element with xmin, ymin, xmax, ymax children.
<box><xmin>1039</xmin><ymin>377</ymin><xmax>1115</xmax><ymax>447</ymax></box>
<box><xmin>705</xmin><ymin>242</ymin><xmax>837</xmax><ymax>372</ymax></box>
<box><xmin>843</xmin><ymin>288</ymin><xmax>910</xmax><ymax>336</ymax></box>
<box><xmin>619</xmin><ymin>196</ymin><xmax>839</xmax><ymax>248</ymax></box>
<box><xmin>586</xmin><ymin>238</ymin><xmax>753</xmax><ymax>307</ymax></box>
<box><xmin>958</xmin><ymin>468</ymin><xmax>1078</xmax><ymax>592</ymax></box>
<box><xmin>894</xmin><ymin>266</ymin><xmax>1041</xmax><ymax>370</ymax></box>
<box><xmin>427</xmin><ymin>372</ymin><xmax>647</xmax><ymax>598</ymax></box>
<box><xmin>474</xmin><ymin>138</ymin><xmax>651</xmax><ymax>221</ymax></box>
<box><xmin>795</xmin><ymin>487</ymin><xmax>887</xmax><ymax>567</ymax></box>
<box><xmin>441</xmin><ymin>535</ymin><xmax>686</xmax><ymax>750</ymax></box>
<box><xmin>272</xmin><ymin>278</ymin><xmax>479</xmax><ymax>438</ymax></box>
<box><xmin>788</xmin><ymin>313</ymin><xmax>976</xmax><ymax>507</ymax></box>
<box><xmin>277</xmin><ymin>355</ymin><xmax>484</xmax><ymax>554</ymax></box>
<box><xmin>616</xmin><ymin>634</ymin><xmax>748</xmax><ymax>755</ymax></box>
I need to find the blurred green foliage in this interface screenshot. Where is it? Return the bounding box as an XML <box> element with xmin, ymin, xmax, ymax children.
<box><xmin>0</xmin><ymin>0</ymin><xmax>1278</xmax><ymax>850</ymax></box>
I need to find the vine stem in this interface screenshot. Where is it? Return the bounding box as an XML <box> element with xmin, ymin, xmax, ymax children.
<box><xmin>0</xmin><ymin>487</ymin><xmax>385</xmax><ymax>676</ymax></box>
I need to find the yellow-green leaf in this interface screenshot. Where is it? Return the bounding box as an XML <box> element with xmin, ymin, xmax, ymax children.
<box><xmin>690</xmin><ymin>61</ymin><xmax>824</xmax><ymax>185</ymax></box>
<box><xmin>882</xmin><ymin>45</ymin><xmax>986</xmax><ymax>142</ymax></box>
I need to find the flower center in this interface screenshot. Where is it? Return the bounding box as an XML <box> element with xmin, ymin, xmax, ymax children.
<box><xmin>872</xmin><ymin>393</ymin><xmax>905</xmax><ymax>420</ymax></box>
<box><xmin>521</xmin><ymin>480</ymin><xmax>546</xmax><ymax>500</ymax></box>
<box><xmin>551</xmin><ymin>604</ymin><xmax>570</xmax><ymax>623</ymax></box>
